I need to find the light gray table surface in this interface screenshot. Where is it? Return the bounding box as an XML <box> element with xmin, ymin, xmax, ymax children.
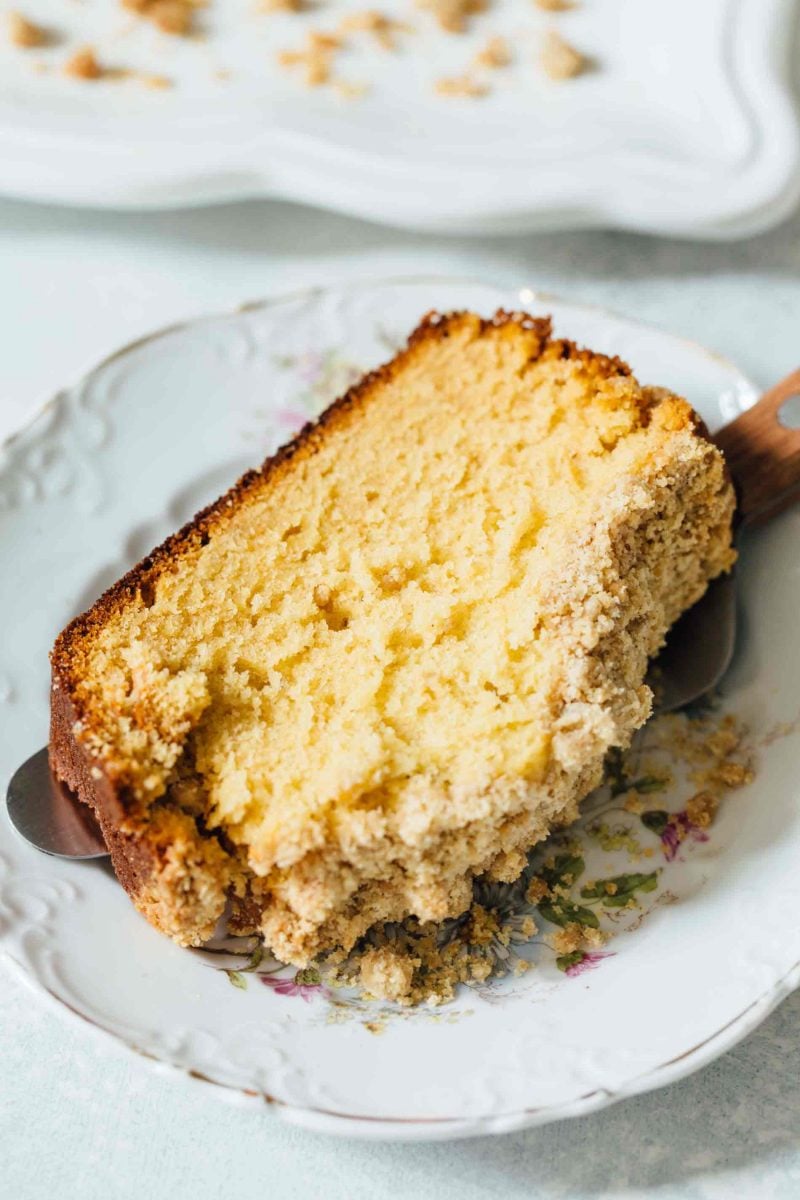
<box><xmin>2</xmin><ymin>193</ymin><xmax>800</xmax><ymax>1200</ymax></box>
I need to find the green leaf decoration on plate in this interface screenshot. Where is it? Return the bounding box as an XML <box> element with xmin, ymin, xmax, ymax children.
<box><xmin>295</xmin><ymin>966</ymin><xmax>322</xmax><ymax>986</ymax></box>
<box><xmin>225</xmin><ymin>969</ymin><xmax>248</xmax><ymax>990</ymax></box>
<box><xmin>580</xmin><ymin>872</ymin><xmax>659</xmax><ymax>908</ymax></box>
<box><xmin>605</xmin><ymin>748</ymin><xmax>668</xmax><ymax>798</ymax></box>
<box><xmin>538</xmin><ymin>899</ymin><xmax>600</xmax><ymax>929</ymax></box>
<box><xmin>626</xmin><ymin>777</ymin><xmax>669</xmax><ymax>795</ymax></box>
<box><xmin>245</xmin><ymin>944</ymin><xmax>263</xmax><ymax>972</ymax></box>
<box><xmin>641</xmin><ymin>810</ymin><xmax>670</xmax><ymax>834</ymax></box>
<box><xmin>556</xmin><ymin>951</ymin><xmax>585</xmax><ymax>973</ymax></box>
<box><xmin>538</xmin><ymin>854</ymin><xmax>586</xmax><ymax>890</ymax></box>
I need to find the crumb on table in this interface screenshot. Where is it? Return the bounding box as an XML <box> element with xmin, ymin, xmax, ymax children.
<box><xmin>121</xmin><ymin>0</ymin><xmax>201</xmax><ymax>37</ymax></box>
<box><xmin>7</xmin><ymin>10</ymin><xmax>49</xmax><ymax>47</ymax></box>
<box><xmin>258</xmin><ymin>0</ymin><xmax>305</xmax><ymax>10</ymax></box>
<box><xmin>540</xmin><ymin>28</ymin><xmax>587</xmax><ymax>80</ymax></box>
<box><xmin>278</xmin><ymin>30</ymin><xmax>343</xmax><ymax>87</ymax></box>
<box><xmin>417</xmin><ymin>0</ymin><xmax>487</xmax><ymax>35</ymax></box>
<box><xmin>141</xmin><ymin>73</ymin><xmax>173</xmax><ymax>89</ymax></box>
<box><xmin>435</xmin><ymin>72</ymin><xmax>488</xmax><ymax>97</ymax></box>
<box><xmin>339</xmin><ymin>10</ymin><xmax>412</xmax><ymax>50</ymax></box>
<box><xmin>333</xmin><ymin>79</ymin><xmax>370</xmax><ymax>100</ymax></box>
<box><xmin>63</xmin><ymin>46</ymin><xmax>104</xmax><ymax>80</ymax></box>
<box><xmin>474</xmin><ymin>36</ymin><xmax>510</xmax><ymax>69</ymax></box>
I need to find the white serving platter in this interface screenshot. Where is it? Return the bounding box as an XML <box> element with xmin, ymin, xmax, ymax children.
<box><xmin>0</xmin><ymin>0</ymin><xmax>798</xmax><ymax>235</ymax></box>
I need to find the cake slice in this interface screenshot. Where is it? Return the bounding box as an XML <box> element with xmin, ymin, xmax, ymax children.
<box><xmin>49</xmin><ymin>311</ymin><xmax>736</xmax><ymax>965</ymax></box>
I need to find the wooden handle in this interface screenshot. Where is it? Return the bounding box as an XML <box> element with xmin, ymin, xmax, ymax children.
<box><xmin>713</xmin><ymin>368</ymin><xmax>800</xmax><ymax>526</ymax></box>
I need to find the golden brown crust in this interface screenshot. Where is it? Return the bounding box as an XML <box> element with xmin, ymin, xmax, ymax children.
<box><xmin>50</xmin><ymin>677</ymin><xmax>157</xmax><ymax>897</ymax></box>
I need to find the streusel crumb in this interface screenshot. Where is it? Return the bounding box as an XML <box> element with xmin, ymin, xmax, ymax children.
<box><xmin>418</xmin><ymin>0</ymin><xmax>487</xmax><ymax>35</ymax></box>
<box><xmin>7</xmin><ymin>11</ymin><xmax>48</xmax><ymax>47</ymax></box>
<box><xmin>259</xmin><ymin>0</ymin><xmax>305</xmax><ymax>10</ymax></box>
<box><xmin>540</xmin><ymin>28</ymin><xmax>586</xmax><ymax>80</ymax></box>
<box><xmin>474</xmin><ymin>36</ymin><xmax>510</xmax><ymax>69</ymax></box>
<box><xmin>63</xmin><ymin>46</ymin><xmax>103</xmax><ymax>79</ymax></box>
<box><xmin>339</xmin><ymin>10</ymin><xmax>411</xmax><ymax>50</ymax></box>
<box><xmin>435</xmin><ymin>73</ymin><xmax>488</xmax><ymax>97</ymax></box>
<box><xmin>122</xmin><ymin>0</ymin><xmax>201</xmax><ymax>37</ymax></box>
<box><xmin>550</xmin><ymin>922</ymin><xmax>606</xmax><ymax>954</ymax></box>
<box><xmin>526</xmin><ymin>876</ymin><xmax>551</xmax><ymax>904</ymax></box>
<box><xmin>358</xmin><ymin>946</ymin><xmax>419</xmax><ymax>1000</ymax></box>
<box><xmin>685</xmin><ymin>790</ymin><xmax>719</xmax><ymax>830</ymax></box>
<box><xmin>278</xmin><ymin>30</ymin><xmax>342</xmax><ymax>87</ymax></box>
<box><xmin>142</xmin><ymin>73</ymin><xmax>173</xmax><ymax>89</ymax></box>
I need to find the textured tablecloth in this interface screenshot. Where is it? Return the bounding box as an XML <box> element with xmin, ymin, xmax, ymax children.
<box><xmin>2</xmin><ymin>192</ymin><xmax>800</xmax><ymax>1200</ymax></box>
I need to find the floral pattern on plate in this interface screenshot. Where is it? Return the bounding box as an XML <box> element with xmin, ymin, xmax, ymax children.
<box><xmin>198</xmin><ymin>696</ymin><xmax>754</xmax><ymax>1015</ymax></box>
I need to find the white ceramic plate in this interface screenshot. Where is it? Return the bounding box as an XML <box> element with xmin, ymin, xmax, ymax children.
<box><xmin>2</xmin><ymin>277</ymin><xmax>800</xmax><ymax>1142</ymax></box>
<box><xmin>0</xmin><ymin>0</ymin><xmax>798</xmax><ymax>235</ymax></box>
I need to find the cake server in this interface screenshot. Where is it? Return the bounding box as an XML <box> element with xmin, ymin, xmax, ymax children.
<box><xmin>6</xmin><ymin>369</ymin><xmax>800</xmax><ymax>860</ymax></box>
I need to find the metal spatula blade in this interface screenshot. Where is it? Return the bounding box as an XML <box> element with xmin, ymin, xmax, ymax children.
<box><xmin>647</xmin><ymin>573</ymin><xmax>737</xmax><ymax>714</ymax></box>
<box><xmin>6</xmin><ymin>747</ymin><xmax>107</xmax><ymax>858</ymax></box>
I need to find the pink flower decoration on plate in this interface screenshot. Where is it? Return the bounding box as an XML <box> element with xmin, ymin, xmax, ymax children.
<box><xmin>642</xmin><ymin>809</ymin><xmax>710</xmax><ymax>861</ymax></box>
<box><xmin>563</xmin><ymin>950</ymin><xmax>614</xmax><ymax>979</ymax></box>
<box><xmin>260</xmin><ymin>971</ymin><xmax>327</xmax><ymax>1002</ymax></box>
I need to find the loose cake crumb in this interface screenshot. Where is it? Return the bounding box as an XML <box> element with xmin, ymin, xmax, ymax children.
<box><xmin>526</xmin><ymin>876</ymin><xmax>550</xmax><ymax>904</ymax></box>
<box><xmin>550</xmin><ymin>922</ymin><xmax>606</xmax><ymax>954</ymax></box>
<box><xmin>710</xmin><ymin>761</ymin><xmax>753</xmax><ymax>789</ymax></box>
<box><xmin>333</xmin><ymin>79</ymin><xmax>370</xmax><ymax>100</ymax></box>
<box><xmin>534</xmin><ymin>0</ymin><xmax>574</xmax><ymax>11</ymax></box>
<box><xmin>278</xmin><ymin>30</ymin><xmax>343</xmax><ymax>87</ymax></box>
<box><xmin>474</xmin><ymin>35</ymin><xmax>510</xmax><ymax>69</ymax></box>
<box><xmin>63</xmin><ymin>46</ymin><xmax>104</xmax><ymax>79</ymax></box>
<box><xmin>418</xmin><ymin>0</ymin><xmax>487</xmax><ymax>35</ymax></box>
<box><xmin>358</xmin><ymin>946</ymin><xmax>419</xmax><ymax>1000</ymax></box>
<box><xmin>7</xmin><ymin>11</ymin><xmax>49</xmax><ymax>47</ymax></box>
<box><xmin>540</xmin><ymin>28</ymin><xmax>586</xmax><ymax>80</ymax></box>
<box><xmin>259</xmin><ymin>0</ymin><xmax>305</xmax><ymax>10</ymax></box>
<box><xmin>121</xmin><ymin>0</ymin><xmax>201</xmax><ymax>37</ymax></box>
<box><xmin>435</xmin><ymin>73</ymin><xmax>488</xmax><ymax>97</ymax></box>
<box><xmin>339</xmin><ymin>10</ymin><xmax>411</xmax><ymax>50</ymax></box>
<box><xmin>685</xmin><ymin>790</ymin><xmax>718</xmax><ymax>830</ymax></box>
<box><xmin>141</xmin><ymin>73</ymin><xmax>173</xmax><ymax>89</ymax></box>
